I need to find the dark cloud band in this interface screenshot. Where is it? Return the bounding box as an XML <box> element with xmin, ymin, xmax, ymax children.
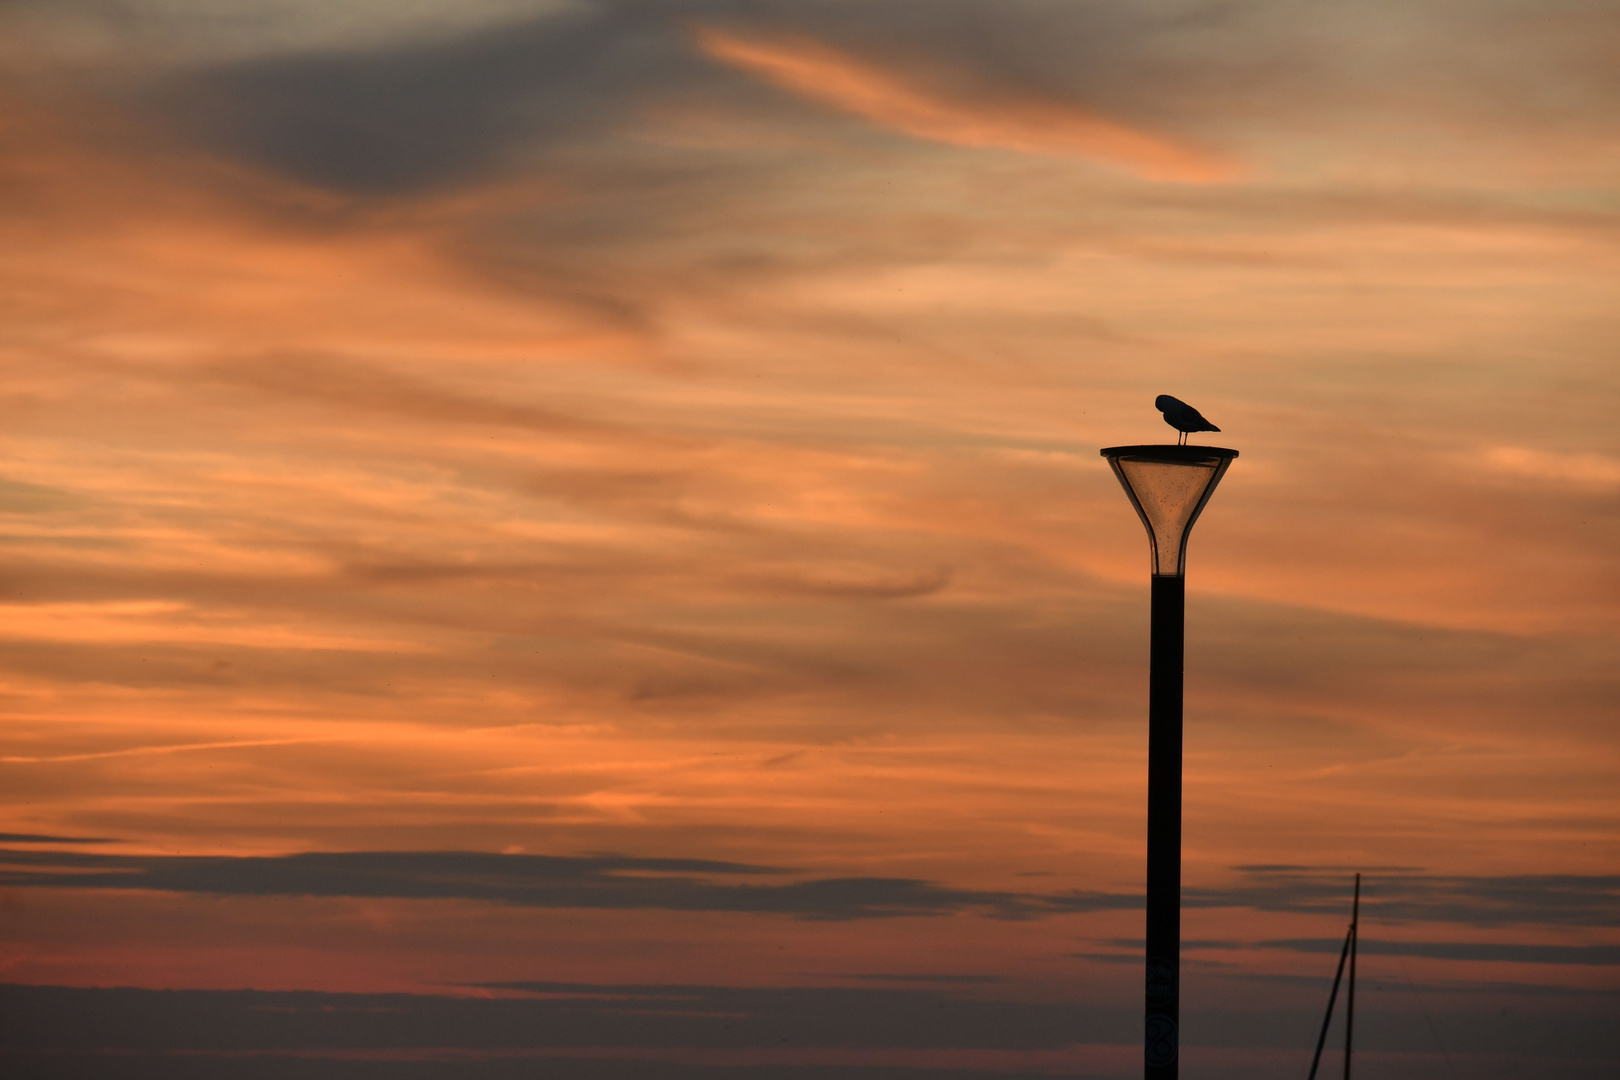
<box><xmin>1</xmin><ymin>848</ymin><xmax>1613</xmax><ymax>927</ymax></box>
<box><xmin>0</xmin><ymin>847</ymin><xmax>1052</xmax><ymax>920</ymax></box>
<box><xmin>2</xmin><ymin>978</ymin><xmax>1615</xmax><ymax>1072</ymax></box>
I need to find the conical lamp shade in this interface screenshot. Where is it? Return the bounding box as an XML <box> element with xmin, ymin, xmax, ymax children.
<box><xmin>1101</xmin><ymin>445</ymin><xmax>1237</xmax><ymax>576</ymax></box>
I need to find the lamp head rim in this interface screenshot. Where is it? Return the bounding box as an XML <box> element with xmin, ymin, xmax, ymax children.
<box><xmin>1100</xmin><ymin>444</ymin><xmax>1238</xmax><ymax>464</ymax></box>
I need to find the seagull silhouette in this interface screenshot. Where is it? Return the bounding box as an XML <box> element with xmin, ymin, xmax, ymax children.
<box><xmin>1155</xmin><ymin>395</ymin><xmax>1220</xmax><ymax>445</ymax></box>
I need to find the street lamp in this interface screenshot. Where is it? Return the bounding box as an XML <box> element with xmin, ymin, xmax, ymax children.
<box><xmin>1099</xmin><ymin>443</ymin><xmax>1238</xmax><ymax>1080</ymax></box>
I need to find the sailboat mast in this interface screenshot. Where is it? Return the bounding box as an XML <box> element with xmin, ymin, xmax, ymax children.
<box><xmin>1305</xmin><ymin>924</ymin><xmax>1353</xmax><ymax>1080</ymax></box>
<box><xmin>1343</xmin><ymin>872</ymin><xmax>1360</xmax><ymax>1080</ymax></box>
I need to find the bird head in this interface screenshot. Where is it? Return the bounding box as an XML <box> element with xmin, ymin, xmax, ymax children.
<box><xmin>1154</xmin><ymin>395</ymin><xmax>1177</xmax><ymax>413</ymax></box>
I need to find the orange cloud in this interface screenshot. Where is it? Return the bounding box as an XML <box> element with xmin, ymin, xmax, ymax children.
<box><xmin>1475</xmin><ymin>444</ymin><xmax>1620</xmax><ymax>491</ymax></box>
<box><xmin>694</xmin><ymin>26</ymin><xmax>1238</xmax><ymax>182</ymax></box>
<box><xmin>1</xmin><ymin>37</ymin><xmax>1616</xmax><ymax>1044</ymax></box>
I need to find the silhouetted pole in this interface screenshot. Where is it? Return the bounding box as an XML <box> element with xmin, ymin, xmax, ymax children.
<box><xmin>1345</xmin><ymin>873</ymin><xmax>1360</xmax><ymax>1080</ymax></box>
<box><xmin>1100</xmin><ymin>443</ymin><xmax>1237</xmax><ymax>1080</ymax></box>
<box><xmin>1307</xmin><ymin>874</ymin><xmax>1362</xmax><ymax>1080</ymax></box>
<box><xmin>1307</xmin><ymin>925</ymin><xmax>1353</xmax><ymax>1080</ymax></box>
<box><xmin>1144</xmin><ymin>574</ymin><xmax>1184</xmax><ymax>1078</ymax></box>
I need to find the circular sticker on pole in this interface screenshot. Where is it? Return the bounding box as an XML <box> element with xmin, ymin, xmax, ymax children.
<box><xmin>1146</xmin><ymin>958</ymin><xmax>1176</xmax><ymax>1005</ymax></box>
<box><xmin>1145</xmin><ymin>1013</ymin><xmax>1178</xmax><ymax>1067</ymax></box>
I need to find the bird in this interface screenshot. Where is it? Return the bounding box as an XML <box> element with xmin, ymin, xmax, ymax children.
<box><xmin>1155</xmin><ymin>395</ymin><xmax>1220</xmax><ymax>445</ymax></box>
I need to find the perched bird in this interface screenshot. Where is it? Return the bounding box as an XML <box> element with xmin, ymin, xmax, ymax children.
<box><xmin>1155</xmin><ymin>395</ymin><xmax>1220</xmax><ymax>445</ymax></box>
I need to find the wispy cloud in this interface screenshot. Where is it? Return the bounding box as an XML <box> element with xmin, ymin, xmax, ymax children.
<box><xmin>6</xmin><ymin>849</ymin><xmax>1615</xmax><ymax>930</ymax></box>
<box><xmin>1</xmin><ymin>737</ymin><xmax>332</xmax><ymax>765</ymax></box>
<box><xmin>0</xmin><ymin>601</ymin><xmax>432</xmax><ymax>653</ymax></box>
<box><xmin>1183</xmin><ymin>866</ymin><xmax>1620</xmax><ymax>928</ymax></box>
<box><xmin>1247</xmin><ymin>937</ymin><xmax>1620</xmax><ymax>967</ymax></box>
<box><xmin>1475</xmin><ymin>445</ymin><xmax>1620</xmax><ymax>491</ymax></box>
<box><xmin>0</xmin><ymin>847</ymin><xmax>1056</xmax><ymax>920</ymax></box>
<box><xmin>0</xmin><ymin>3</ymin><xmax>1617</xmax><ymax>1054</ymax></box>
<box><xmin>694</xmin><ymin>26</ymin><xmax>1238</xmax><ymax>182</ymax></box>
<box><xmin>1106</xmin><ymin>934</ymin><xmax>1620</xmax><ymax>967</ymax></box>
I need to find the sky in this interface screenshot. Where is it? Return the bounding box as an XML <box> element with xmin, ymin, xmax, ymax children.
<box><xmin>0</xmin><ymin>1</ymin><xmax>1616</xmax><ymax>1077</ymax></box>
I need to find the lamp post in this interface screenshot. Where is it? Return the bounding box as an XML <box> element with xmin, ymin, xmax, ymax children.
<box><xmin>1099</xmin><ymin>443</ymin><xmax>1238</xmax><ymax>1080</ymax></box>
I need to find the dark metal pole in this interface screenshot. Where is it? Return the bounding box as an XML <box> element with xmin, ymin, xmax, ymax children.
<box><xmin>1306</xmin><ymin>925</ymin><xmax>1353</xmax><ymax>1080</ymax></box>
<box><xmin>1145</xmin><ymin>574</ymin><xmax>1184</xmax><ymax>1079</ymax></box>
<box><xmin>1344</xmin><ymin>873</ymin><xmax>1360</xmax><ymax>1080</ymax></box>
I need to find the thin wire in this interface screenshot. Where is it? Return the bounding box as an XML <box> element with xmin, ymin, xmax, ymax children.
<box><xmin>1389</xmin><ymin>939</ymin><xmax>1461</xmax><ymax>1080</ymax></box>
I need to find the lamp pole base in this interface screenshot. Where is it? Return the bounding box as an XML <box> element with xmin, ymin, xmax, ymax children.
<box><xmin>1146</xmin><ymin>574</ymin><xmax>1184</xmax><ymax>1079</ymax></box>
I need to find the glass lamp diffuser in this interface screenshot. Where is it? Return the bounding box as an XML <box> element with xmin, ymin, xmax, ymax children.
<box><xmin>1100</xmin><ymin>445</ymin><xmax>1238</xmax><ymax>576</ymax></box>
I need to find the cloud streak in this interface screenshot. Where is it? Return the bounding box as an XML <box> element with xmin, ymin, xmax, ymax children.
<box><xmin>1183</xmin><ymin>866</ymin><xmax>1620</xmax><ymax>929</ymax></box>
<box><xmin>4</xmin><ymin>849</ymin><xmax>1614</xmax><ymax>930</ymax></box>
<box><xmin>0</xmin><ymin>847</ymin><xmax>1055</xmax><ymax>920</ymax></box>
<box><xmin>1250</xmin><ymin>937</ymin><xmax>1620</xmax><ymax>967</ymax></box>
<box><xmin>1107</xmin><ymin>935</ymin><xmax>1620</xmax><ymax>967</ymax></box>
<box><xmin>693</xmin><ymin>26</ymin><xmax>1238</xmax><ymax>182</ymax></box>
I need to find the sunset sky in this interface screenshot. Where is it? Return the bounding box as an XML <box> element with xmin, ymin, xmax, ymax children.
<box><xmin>1</xmin><ymin>1</ymin><xmax>1616</xmax><ymax>1077</ymax></box>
